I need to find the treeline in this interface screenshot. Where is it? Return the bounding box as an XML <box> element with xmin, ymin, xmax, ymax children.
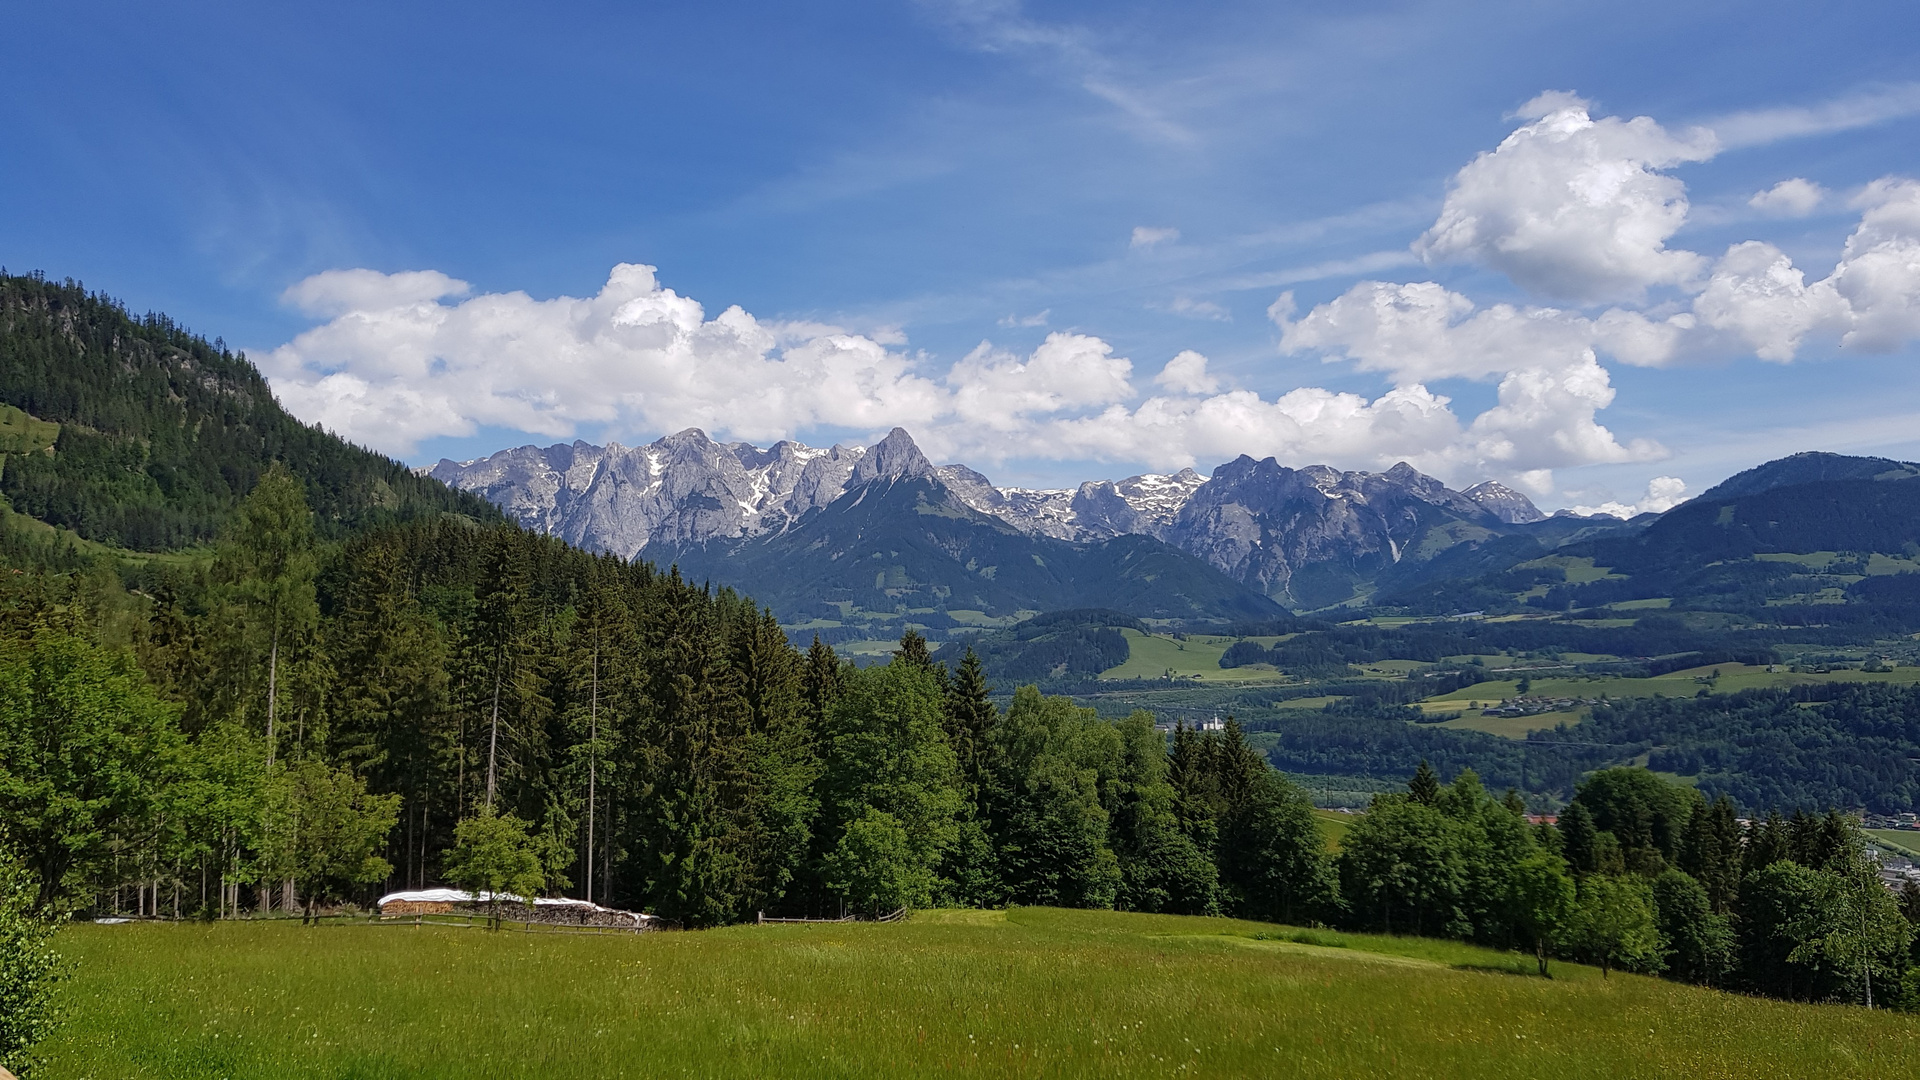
<box><xmin>1262</xmin><ymin>699</ymin><xmax>1622</xmax><ymax>797</ymax></box>
<box><xmin>1255</xmin><ymin>680</ymin><xmax>1920</xmax><ymax>811</ymax></box>
<box><xmin>1337</xmin><ymin>763</ymin><xmax>1919</xmax><ymax>1006</ymax></box>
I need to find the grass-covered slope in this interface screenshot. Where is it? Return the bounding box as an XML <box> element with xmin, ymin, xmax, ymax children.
<box><xmin>0</xmin><ymin>273</ymin><xmax>502</xmax><ymax>550</ymax></box>
<box><xmin>44</xmin><ymin>909</ymin><xmax>1918</xmax><ymax>1079</ymax></box>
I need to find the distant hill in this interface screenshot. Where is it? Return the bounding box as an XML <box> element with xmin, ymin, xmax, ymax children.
<box><xmin>1699</xmin><ymin>450</ymin><xmax>1920</xmax><ymax>500</ymax></box>
<box><xmin>1379</xmin><ymin>453</ymin><xmax>1920</xmax><ymax>617</ymax></box>
<box><xmin>0</xmin><ymin>273</ymin><xmax>501</xmax><ymax>550</ymax></box>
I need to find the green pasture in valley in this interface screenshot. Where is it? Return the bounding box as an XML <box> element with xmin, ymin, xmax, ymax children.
<box><xmin>1099</xmin><ymin>629</ymin><xmax>1289</xmax><ymax>682</ymax></box>
<box><xmin>1311</xmin><ymin>809</ymin><xmax>1354</xmax><ymax>851</ymax></box>
<box><xmin>1430</xmin><ymin>709</ymin><xmax>1586</xmax><ymax>739</ymax></box>
<box><xmin>1422</xmin><ymin>663</ymin><xmax>1920</xmax><ymax>711</ymax></box>
<box><xmin>1866</xmin><ymin>829</ymin><xmax>1920</xmax><ymax>860</ymax></box>
<box><xmin>40</xmin><ymin>908</ymin><xmax>1919</xmax><ymax>1080</ymax></box>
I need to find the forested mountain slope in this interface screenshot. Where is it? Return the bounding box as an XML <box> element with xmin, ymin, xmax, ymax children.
<box><xmin>0</xmin><ymin>272</ymin><xmax>501</xmax><ymax>550</ymax></box>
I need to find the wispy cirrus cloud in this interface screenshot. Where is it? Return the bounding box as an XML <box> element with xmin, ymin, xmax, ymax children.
<box><xmin>1705</xmin><ymin>82</ymin><xmax>1920</xmax><ymax>150</ymax></box>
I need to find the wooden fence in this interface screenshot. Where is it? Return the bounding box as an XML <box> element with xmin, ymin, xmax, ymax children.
<box><xmin>756</xmin><ymin>907</ymin><xmax>908</xmax><ymax>925</ymax></box>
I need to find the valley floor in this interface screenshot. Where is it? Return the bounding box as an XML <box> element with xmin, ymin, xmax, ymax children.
<box><xmin>41</xmin><ymin>908</ymin><xmax>1919</xmax><ymax>1079</ymax></box>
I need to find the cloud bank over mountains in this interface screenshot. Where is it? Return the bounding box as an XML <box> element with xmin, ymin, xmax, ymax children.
<box><xmin>261</xmin><ymin>92</ymin><xmax>1920</xmax><ymax>499</ymax></box>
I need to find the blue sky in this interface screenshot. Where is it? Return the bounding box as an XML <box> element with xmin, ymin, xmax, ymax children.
<box><xmin>5</xmin><ymin>1</ymin><xmax>1919</xmax><ymax>509</ymax></box>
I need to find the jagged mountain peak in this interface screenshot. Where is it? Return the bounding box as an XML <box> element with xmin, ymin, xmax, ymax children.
<box><xmin>1462</xmin><ymin>481</ymin><xmax>1545</xmax><ymax>524</ymax></box>
<box><xmin>850</xmin><ymin>426</ymin><xmax>934</xmax><ymax>486</ymax></box>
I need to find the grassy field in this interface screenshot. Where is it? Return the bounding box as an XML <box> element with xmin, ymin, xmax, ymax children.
<box><xmin>1866</xmin><ymin>829</ymin><xmax>1920</xmax><ymax>860</ymax></box>
<box><xmin>1311</xmin><ymin>809</ymin><xmax>1353</xmax><ymax>850</ymax></box>
<box><xmin>0</xmin><ymin>402</ymin><xmax>59</xmax><ymax>454</ymax></box>
<box><xmin>1422</xmin><ymin>664</ymin><xmax>1920</xmax><ymax>710</ymax></box>
<box><xmin>38</xmin><ymin>909</ymin><xmax>1919</xmax><ymax>1079</ymax></box>
<box><xmin>1099</xmin><ymin>629</ymin><xmax>1291</xmax><ymax>683</ymax></box>
<box><xmin>1429</xmin><ymin>710</ymin><xmax>1585</xmax><ymax>738</ymax></box>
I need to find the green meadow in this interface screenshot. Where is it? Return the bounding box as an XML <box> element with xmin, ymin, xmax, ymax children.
<box><xmin>39</xmin><ymin>908</ymin><xmax>1920</xmax><ymax>1080</ymax></box>
<box><xmin>1866</xmin><ymin>829</ymin><xmax>1920</xmax><ymax>860</ymax></box>
<box><xmin>1311</xmin><ymin>808</ymin><xmax>1353</xmax><ymax>850</ymax></box>
<box><xmin>1410</xmin><ymin>663</ymin><xmax>1920</xmax><ymax>738</ymax></box>
<box><xmin>1098</xmin><ymin>629</ymin><xmax>1292</xmax><ymax>682</ymax></box>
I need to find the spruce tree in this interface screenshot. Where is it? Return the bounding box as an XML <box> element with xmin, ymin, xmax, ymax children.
<box><xmin>1408</xmin><ymin>760</ymin><xmax>1441</xmax><ymax>806</ymax></box>
<box><xmin>329</xmin><ymin>537</ymin><xmax>451</xmax><ymax>891</ymax></box>
<box><xmin>1167</xmin><ymin>721</ymin><xmax>1217</xmax><ymax>849</ymax></box>
<box><xmin>1559</xmin><ymin>800</ymin><xmax>1599</xmax><ymax>875</ymax></box>
<box><xmin>1746</xmin><ymin>811</ymin><xmax>1792</xmax><ymax>872</ymax></box>
<box><xmin>802</xmin><ymin>635</ymin><xmax>844</xmax><ymax>733</ymax></box>
<box><xmin>729</xmin><ymin>607</ymin><xmax>818</xmax><ymax>912</ymax></box>
<box><xmin>894</xmin><ymin>629</ymin><xmax>937</xmax><ymax>673</ymax></box>
<box><xmin>473</xmin><ymin>531</ymin><xmax>535</xmax><ymax>811</ymax></box>
<box><xmin>212</xmin><ymin>463</ymin><xmax>318</xmax><ymax>769</ymax></box>
<box><xmin>943</xmin><ymin>648</ymin><xmax>997</xmax><ymax>811</ymax></box>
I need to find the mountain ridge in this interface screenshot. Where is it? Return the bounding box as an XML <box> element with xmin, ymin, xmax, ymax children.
<box><xmin>430</xmin><ymin>428</ymin><xmax>1551</xmax><ymax>612</ymax></box>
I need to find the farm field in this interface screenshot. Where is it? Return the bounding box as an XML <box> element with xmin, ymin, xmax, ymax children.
<box><xmin>1420</xmin><ymin>663</ymin><xmax>1920</xmax><ymax>710</ymax></box>
<box><xmin>1866</xmin><ymin>829</ymin><xmax>1920</xmax><ymax>859</ymax></box>
<box><xmin>1098</xmin><ymin>629</ymin><xmax>1291</xmax><ymax>682</ymax></box>
<box><xmin>1429</xmin><ymin>710</ymin><xmax>1585</xmax><ymax>739</ymax></box>
<box><xmin>38</xmin><ymin>909</ymin><xmax>1919</xmax><ymax>1079</ymax></box>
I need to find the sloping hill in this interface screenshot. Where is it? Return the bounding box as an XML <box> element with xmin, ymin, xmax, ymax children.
<box><xmin>1700</xmin><ymin>450</ymin><xmax>1920</xmax><ymax>500</ymax></box>
<box><xmin>1374</xmin><ymin>454</ymin><xmax>1920</xmax><ymax>616</ymax></box>
<box><xmin>0</xmin><ymin>272</ymin><xmax>501</xmax><ymax>550</ymax></box>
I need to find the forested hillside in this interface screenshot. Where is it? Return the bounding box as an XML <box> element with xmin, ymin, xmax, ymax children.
<box><xmin>0</xmin><ymin>468</ymin><xmax>1324</xmax><ymax>930</ymax></box>
<box><xmin>0</xmin><ymin>272</ymin><xmax>500</xmax><ymax>550</ymax></box>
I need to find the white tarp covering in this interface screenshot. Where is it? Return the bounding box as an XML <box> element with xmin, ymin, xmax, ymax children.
<box><xmin>376</xmin><ymin>888</ymin><xmax>655</xmax><ymax>922</ymax></box>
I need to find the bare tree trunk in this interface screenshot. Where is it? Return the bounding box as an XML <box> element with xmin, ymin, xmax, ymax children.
<box><xmin>1863</xmin><ymin>907</ymin><xmax>1874</xmax><ymax>1009</ymax></box>
<box><xmin>418</xmin><ymin>799</ymin><xmax>428</xmax><ymax>889</ymax></box>
<box><xmin>266</xmin><ymin>620</ymin><xmax>280</xmax><ymax>768</ymax></box>
<box><xmin>486</xmin><ymin>656</ymin><xmax>502</xmax><ymax>810</ymax></box>
<box><xmin>586</xmin><ymin>641</ymin><xmax>597</xmax><ymax>905</ymax></box>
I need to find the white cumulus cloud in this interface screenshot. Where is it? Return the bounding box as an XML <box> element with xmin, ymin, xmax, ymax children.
<box><xmin>263</xmin><ymin>264</ymin><xmax>947</xmax><ymax>456</ymax></box>
<box><xmin>1832</xmin><ymin>178</ymin><xmax>1920</xmax><ymax>352</ymax></box>
<box><xmin>1415</xmin><ymin>92</ymin><xmax>1715</xmax><ymax>302</ymax></box>
<box><xmin>1748</xmin><ymin>178</ymin><xmax>1826</xmax><ymax>217</ymax></box>
<box><xmin>946</xmin><ymin>332</ymin><xmax>1135</xmax><ymax>431</ymax></box>
<box><xmin>1692</xmin><ymin>241</ymin><xmax>1847</xmax><ymax>361</ymax></box>
<box><xmin>1568</xmin><ymin>475</ymin><xmax>1688</xmax><ymax>518</ymax></box>
<box><xmin>282</xmin><ymin>269</ymin><xmax>471</xmax><ymax>317</ymax></box>
<box><xmin>1154</xmin><ymin>350</ymin><xmax>1219</xmax><ymax>394</ymax></box>
<box><xmin>261</xmin><ymin>261</ymin><xmax>1669</xmax><ymax>491</ymax></box>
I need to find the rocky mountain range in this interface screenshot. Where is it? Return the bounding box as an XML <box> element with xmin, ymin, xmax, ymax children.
<box><xmin>429</xmin><ymin>428</ymin><xmax>1552</xmax><ymax>615</ymax></box>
